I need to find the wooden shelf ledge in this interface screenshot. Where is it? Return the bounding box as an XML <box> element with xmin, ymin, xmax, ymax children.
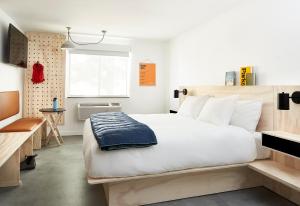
<box><xmin>249</xmin><ymin>160</ymin><xmax>300</xmax><ymax>191</ymax></box>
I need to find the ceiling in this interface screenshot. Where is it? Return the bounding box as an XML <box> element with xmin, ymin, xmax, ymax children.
<box><xmin>0</xmin><ymin>0</ymin><xmax>245</xmax><ymax>40</ymax></box>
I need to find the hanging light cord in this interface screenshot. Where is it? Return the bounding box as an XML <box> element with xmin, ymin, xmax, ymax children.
<box><xmin>67</xmin><ymin>27</ymin><xmax>107</xmax><ymax>45</ymax></box>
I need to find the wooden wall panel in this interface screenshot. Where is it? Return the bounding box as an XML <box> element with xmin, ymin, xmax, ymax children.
<box><xmin>272</xmin><ymin>151</ymin><xmax>300</xmax><ymax>170</ymax></box>
<box><xmin>272</xmin><ymin>86</ymin><xmax>300</xmax><ymax>170</ymax></box>
<box><xmin>180</xmin><ymin>86</ymin><xmax>274</xmax><ymax>132</ymax></box>
<box><xmin>24</xmin><ymin>32</ymin><xmax>65</xmax><ymax>124</ymax></box>
<box><xmin>274</xmin><ymin>86</ymin><xmax>300</xmax><ymax>134</ymax></box>
<box><xmin>179</xmin><ymin>85</ymin><xmax>300</xmax><ymax>133</ymax></box>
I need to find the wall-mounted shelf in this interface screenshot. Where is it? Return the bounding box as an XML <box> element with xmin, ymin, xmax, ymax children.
<box><xmin>249</xmin><ymin>160</ymin><xmax>300</xmax><ymax>192</ymax></box>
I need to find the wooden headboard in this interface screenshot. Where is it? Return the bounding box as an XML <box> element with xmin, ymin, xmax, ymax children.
<box><xmin>0</xmin><ymin>91</ymin><xmax>19</xmax><ymax>121</ymax></box>
<box><xmin>180</xmin><ymin>86</ymin><xmax>300</xmax><ymax>133</ymax></box>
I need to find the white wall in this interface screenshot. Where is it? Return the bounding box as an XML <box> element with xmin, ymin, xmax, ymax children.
<box><xmin>0</xmin><ymin>8</ymin><xmax>24</xmax><ymax>128</ymax></box>
<box><xmin>169</xmin><ymin>0</ymin><xmax>300</xmax><ymax>110</ymax></box>
<box><xmin>60</xmin><ymin>38</ymin><xmax>169</xmax><ymax>135</ymax></box>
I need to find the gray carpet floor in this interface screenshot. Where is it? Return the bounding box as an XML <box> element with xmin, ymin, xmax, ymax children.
<box><xmin>0</xmin><ymin>136</ymin><xmax>296</xmax><ymax>206</ymax></box>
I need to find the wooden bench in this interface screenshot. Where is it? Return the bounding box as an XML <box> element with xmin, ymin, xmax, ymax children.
<box><xmin>0</xmin><ymin>119</ymin><xmax>46</xmax><ymax>187</ymax></box>
<box><xmin>0</xmin><ymin>118</ymin><xmax>47</xmax><ymax>149</ymax></box>
<box><xmin>0</xmin><ymin>91</ymin><xmax>47</xmax><ymax>187</ymax></box>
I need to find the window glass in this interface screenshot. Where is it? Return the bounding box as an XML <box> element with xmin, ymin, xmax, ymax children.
<box><xmin>68</xmin><ymin>51</ymin><xmax>130</xmax><ymax>97</ymax></box>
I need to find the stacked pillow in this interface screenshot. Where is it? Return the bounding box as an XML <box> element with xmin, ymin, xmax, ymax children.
<box><xmin>177</xmin><ymin>96</ymin><xmax>210</xmax><ymax>119</ymax></box>
<box><xmin>177</xmin><ymin>95</ymin><xmax>262</xmax><ymax>132</ymax></box>
<box><xmin>198</xmin><ymin>95</ymin><xmax>239</xmax><ymax>126</ymax></box>
<box><xmin>230</xmin><ymin>100</ymin><xmax>262</xmax><ymax>132</ymax></box>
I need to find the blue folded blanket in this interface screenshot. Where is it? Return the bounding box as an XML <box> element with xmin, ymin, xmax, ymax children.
<box><xmin>90</xmin><ymin>112</ymin><xmax>157</xmax><ymax>151</ymax></box>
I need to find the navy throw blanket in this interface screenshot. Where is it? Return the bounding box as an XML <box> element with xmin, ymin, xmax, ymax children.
<box><xmin>90</xmin><ymin>112</ymin><xmax>157</xmax><ymax>151</ymax></box>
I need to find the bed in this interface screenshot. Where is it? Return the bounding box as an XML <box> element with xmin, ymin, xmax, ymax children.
<box><xmin>83</xmin><ymin>86</ymin><xmax>277</xmax><ymax>206</ymax></box>
<box><xmin>83</xmin><ymin>114</ymin><xmax>269</xmax><ymax>178</ymax></box>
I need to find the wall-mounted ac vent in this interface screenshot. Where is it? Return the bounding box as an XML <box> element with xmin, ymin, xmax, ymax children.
<box><xmin>77</xmin><ymin>103</ymin><xmax>121</xmax><ymax>120</ymax></box>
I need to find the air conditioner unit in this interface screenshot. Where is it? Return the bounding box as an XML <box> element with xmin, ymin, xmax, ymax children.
<box><xmin>77</xmin><ymin>103</ymin><xmax>121</xmax><ymax>120</ymax></box>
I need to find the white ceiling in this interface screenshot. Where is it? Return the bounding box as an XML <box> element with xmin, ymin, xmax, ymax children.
<box><xmin>0</xmin><ymin>0</ymin><xmax>245</xmax><ymax>40</ymax></box>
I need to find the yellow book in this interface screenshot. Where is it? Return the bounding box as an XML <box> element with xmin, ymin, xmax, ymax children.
<box><xmin>240</xmin><ymin>66</ymin><xmax>252</xmax><ymax>86</ymax></box>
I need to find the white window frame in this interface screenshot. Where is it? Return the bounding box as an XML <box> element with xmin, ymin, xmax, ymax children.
<box><xmin>66</xmin><ymin>49</ymin><xmax>131</xmax><ymax>98</ymax></box>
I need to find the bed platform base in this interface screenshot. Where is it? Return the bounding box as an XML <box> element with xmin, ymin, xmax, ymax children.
<box><xmin>88</xmin><ymin>164</ymin><xmax>263</xmax><ymax>206</ymax></box>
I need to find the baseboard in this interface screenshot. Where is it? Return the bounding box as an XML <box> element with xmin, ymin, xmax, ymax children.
<box><xmin>60</xmin><ymin>130</ymin><xmax>82</xmax><ymax>136</ymax></box>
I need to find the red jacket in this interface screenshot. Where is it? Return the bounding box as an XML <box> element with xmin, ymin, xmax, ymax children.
<box><xmin>31</xmin><ymin>62</ymin><xmax>45</xmax><ymax>84</ymax></box>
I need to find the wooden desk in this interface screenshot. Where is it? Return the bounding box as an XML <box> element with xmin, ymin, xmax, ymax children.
<box><xmin>39</xmin><ymin>108</ymin><xmax>65</xmax><ymax>146</ymax></box>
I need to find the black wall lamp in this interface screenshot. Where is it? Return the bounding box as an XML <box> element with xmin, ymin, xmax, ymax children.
<box><xmin>174</xmin><ymin>89</ymin><xmax>188</xmax><ymax>98</ymax></box>
<box><xmin>278</xmin><ymin>91</ymin><xmax>300</xmax><ymax>110</ymax></box>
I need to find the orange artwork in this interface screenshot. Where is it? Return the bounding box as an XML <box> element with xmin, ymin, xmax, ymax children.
<box><xmin>139</xmin><ymin>63</ymin><xmax>156</xmax><ymax>86</ymax></box>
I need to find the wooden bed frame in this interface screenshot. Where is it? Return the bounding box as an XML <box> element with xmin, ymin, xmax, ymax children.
<box><xmin>87</xmin><ymin>86</ymin><xmax>300</xmax><ymax>206</ymax></box>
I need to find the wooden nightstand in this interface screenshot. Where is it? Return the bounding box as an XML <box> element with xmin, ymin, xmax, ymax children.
<box><xmin>249</xmin><ymin>131</ymin><xmax>300</xmax><ymax>192</ymax></box>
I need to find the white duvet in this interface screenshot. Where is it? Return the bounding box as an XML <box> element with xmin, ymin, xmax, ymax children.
<box><xmin>83</xmin><ymin>114</ymin><xmax>259</xmax><ymax>178</ymax></box>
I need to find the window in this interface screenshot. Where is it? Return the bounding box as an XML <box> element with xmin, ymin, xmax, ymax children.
<box><xmin>67</xmin><ymin>50</ymin><xmax>130</xmax><ymax>97</ymax></box>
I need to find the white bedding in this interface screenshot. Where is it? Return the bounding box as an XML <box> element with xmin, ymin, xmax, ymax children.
<box><xmin>83</xmin><ymin>114</ymin><xmax>262</xmax><ymax>178</ymax></box>
<box><xmin>253</xmin><ymin>132</ymin><xmax>271</xmax><ymax>159</ymax></box>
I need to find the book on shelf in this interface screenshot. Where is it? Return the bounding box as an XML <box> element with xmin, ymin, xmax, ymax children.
<box><xmin>246</xmin><ymin>73</ymin><xmax>256</xmax><ymax>85</ymax></box>
<box><xmin>240</xmin><ymin>66</ymin><xmax>253</xmax><ymax>86</ymax></box>
<box><xmin>225</xmin><ymin>71</ymin><xmax>236</xmax><ymax>86</ymax></box>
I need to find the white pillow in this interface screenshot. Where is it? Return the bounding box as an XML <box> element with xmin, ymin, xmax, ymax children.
<box><xmin>230</xmin><ymin>100</ymin><xmax>262</xmax><ymax>132</ymax></box>
<box><xmin>197</xmin><ymin>95</ymin><xmax>239</xmax><ymax>126</ymax></box>
<box><xmin>177</xmin><ymin>95</ymin><xmax>210</xmax><ymax>119</ymax></box>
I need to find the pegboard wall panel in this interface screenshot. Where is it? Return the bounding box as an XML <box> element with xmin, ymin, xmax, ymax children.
<box><xmin>24</xmin><ymin>32</ymin><xmax>66</xmax><ymax>124</ymax></box>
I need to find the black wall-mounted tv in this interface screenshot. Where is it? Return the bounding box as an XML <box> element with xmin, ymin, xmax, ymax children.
<box><xmin>8</xmin><ymin>24</ymin><xmax>28</xmax><ymax>68</ymax></box>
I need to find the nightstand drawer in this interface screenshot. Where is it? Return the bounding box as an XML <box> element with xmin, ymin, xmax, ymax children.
<box><xmin>262</xmin><ymin>133</ymin><xmax>300</xmax><ymax>158</ymax></box>
<box><xmin>169</xmin><ymin>110</ymin><xmax>177</xmax><ymax>114</ymax></box>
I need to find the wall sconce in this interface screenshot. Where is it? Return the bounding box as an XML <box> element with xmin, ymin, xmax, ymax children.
<box><xmin>277</xmin><ymin>91</ymin><xmax>300</xmax><ymax>110</ymax></box>
<box><xmin>174</xmin><ymin>89</ymin><xmax>188</xmax><ymax>98</ymax></box>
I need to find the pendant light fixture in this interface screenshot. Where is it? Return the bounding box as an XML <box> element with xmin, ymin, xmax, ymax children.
<box><xmin>61</xmin><ymin>27</ymin><xmax>107</xmax><ymax>49</ymax></box>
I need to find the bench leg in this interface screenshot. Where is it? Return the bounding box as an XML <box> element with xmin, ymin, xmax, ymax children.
<box><xmin>33</xmin><ymin>121</ymin><xmax>47</xmax><ymax>149</ymax></box>
<box><xmin>20</xmin><ymin>136</ymin><xmax>34</xmax><ymax>162</ymax></box>
<box><xmin>33</xmin><ymin>132</ymin><xmax>41</xmax><ymax>150</ymax></box>
<box><xmin>0</xmin><ymin>149</ymin><xmax>21</xmax><ymax>187</ymax></box>
<box><xmin>41</xmin><ymin>121</ymin><xmax>47</xmax><ymax>147</ymax></box>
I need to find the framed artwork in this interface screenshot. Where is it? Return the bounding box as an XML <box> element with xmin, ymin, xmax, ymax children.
<box><xmin>139</xmin><ymin>63</ymin><xmax>156</xmax><ymax>86</ymax></box>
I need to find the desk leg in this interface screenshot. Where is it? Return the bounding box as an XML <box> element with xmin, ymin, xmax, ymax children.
<box><xmin>50</xmin><ymin>113</ymin><xmax>64</xmax><ymax>144</ymax></box>
<box><xmin>0</xmin><ymin>149</ymin><xmax>20</xmax><ymax>187</ymax></box>
<box><xmin>45</xmin><ymin>116</ymin><xmax>61</xmax><ymax>146</ymax></box>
